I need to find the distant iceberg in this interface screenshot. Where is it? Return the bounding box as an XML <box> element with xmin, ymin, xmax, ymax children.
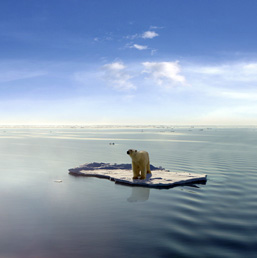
<box><xmin>69</xmin><ymin>163</ymin><xmax>207</xmax><ymax>189</ymax></box>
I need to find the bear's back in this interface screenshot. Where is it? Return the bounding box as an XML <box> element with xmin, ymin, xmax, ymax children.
<box><xmin>136</xmin><ymin>150</ymin><xmax>149</xmax><ymax>160</ymax></box>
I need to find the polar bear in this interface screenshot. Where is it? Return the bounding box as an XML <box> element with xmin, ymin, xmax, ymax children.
<box><xmin>127</xmin><ymin>149</ymin><xmax>151</xmax><ymax>179</ymax></box>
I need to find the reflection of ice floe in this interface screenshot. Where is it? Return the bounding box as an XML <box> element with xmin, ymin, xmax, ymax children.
<box><xmin>69</xmin><ymin>163</ymin><xmax>207</xmax><ymax>189</ymax></box>
<box><xmin>127</xmin><ymin>187</ymin><xmax>150</xmax><ymax>202</ymax></box>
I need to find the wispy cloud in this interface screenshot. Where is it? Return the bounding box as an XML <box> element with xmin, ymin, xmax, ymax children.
<box><xmin>150</xmin><ymin>49</ymin><xmax>157</xmax><ymax>56</ymax></box>
<box><xmin>141</xmin><ymin>31</ymin><xmax>159</xmax><ymax>39</ymax></box>
<box><xmin>124</xmin><ymin>34</ymin><xmax>139</xmax><ymax>40</ymax></box>
<box><xmin>142</xmin><ymin>61</ymin><xmax>187</xmax><ymax>88</ymax></box>
<box><xmin>186</xmin><ymin>62</ymin><xmax>257</xmax><ymax>82</ymax></box>
<box><xmin>184</xmin><ymin>61</ymin><xmax>257</xmax><ymax>100</ymax></box>
<box><xmin>73</xmin><ymin>69</ymin><xmax>101</xmax><ymax>87</ymax></box>
<box><xmin>0</xmin><ymin>69</ymin><xmax>46</xmax><ymax>83</ymax></box>
<box><xmin>220</xmin><ymin>90</ymin><xmax>257</xmax><ymax>100</ymax></box>
<box><xmin>149</xmin><ymin>25</ymin><xmax>164</xmax><ymax>30</ymax></box>
<box><xmin>102</xmin><ymin>61</ymin><xmax>136</xmax><ymax>91</ymax></box>
<box><xmin>125</xmin><ymin>30</ymin><xmax>159</xmax><ymax>40</ymax></box>
<box><xmin>199</xmin><ymin>104</ymin><xmax>257</xmax><ymax>125</ymax></box>
<box><xmin>130</xmin><ymin>44</ymin><xmax>148</xmax><ymax>50</ymax></box>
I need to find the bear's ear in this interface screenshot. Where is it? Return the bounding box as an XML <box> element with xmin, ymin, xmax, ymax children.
<box><xmin>135</xmin><ymin>150</ymin><xmax>137</xmax><ymax>152</ymax></box>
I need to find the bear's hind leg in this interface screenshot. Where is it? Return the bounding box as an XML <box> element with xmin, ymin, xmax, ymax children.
<box><xmin>140</xmin><ymin>166</ymin><xmax>147</xmax><ymax>180</ymax></box>
<box><xmin>147</xmin><ymin>161</ymin><xmax>151</xmax><ymax>174</ymax></box>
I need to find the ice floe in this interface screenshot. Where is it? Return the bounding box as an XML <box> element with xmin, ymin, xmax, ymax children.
<box><xmin>69</xmin><ymin>163</ymin><xmax>207</xmax><ymax>189</ymax></box>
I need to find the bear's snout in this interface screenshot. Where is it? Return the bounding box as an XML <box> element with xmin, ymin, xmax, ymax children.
<box><xmin>127</xmin><ymin>150</ymin><xmax>130</xmax><ymax>154</ymax></box>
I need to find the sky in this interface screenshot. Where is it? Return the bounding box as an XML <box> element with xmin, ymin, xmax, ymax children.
<box><xmin>1</xmin><ymin>0</ymin><xmax>257</xmax><ymax>125</ymax></box>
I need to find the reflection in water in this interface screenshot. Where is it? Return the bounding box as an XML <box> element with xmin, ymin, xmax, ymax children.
<box><xmin>127</xmin><ymin>187</ymin><xmax>150</xmax><ymax>202</ymax></box>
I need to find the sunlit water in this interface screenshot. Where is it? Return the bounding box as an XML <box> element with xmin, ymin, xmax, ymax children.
<box><xmin>0</xmin><ymin>127</ymin><xmax>257</xmax><ymax>258</ymax></box>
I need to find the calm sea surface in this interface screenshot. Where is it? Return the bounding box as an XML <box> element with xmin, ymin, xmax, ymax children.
<box><xmin>0</xmin><ymin>127</ymin><xmax>257</xmax><ymax>258</ymax></box>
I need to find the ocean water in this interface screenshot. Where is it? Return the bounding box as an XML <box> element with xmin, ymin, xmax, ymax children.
<box><xmin>0</xmin><ymin>126</ymin><xmax>257</xmax><ymax>258</ymax></box>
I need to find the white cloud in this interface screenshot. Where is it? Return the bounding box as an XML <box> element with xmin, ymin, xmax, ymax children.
<box><xmin>104</xmin><ymin>62</ymin><xmax>125</xmax><ymax>70</ymax></box>
<box><xmin>142</xmin><ymin>31</ymin><xmax>159</xmax><ymax>39</ymax></box>
<box><xmin>102</xmin><ymin>61</ymin><xmax>136</xmax><ymax>91</ymax></box>
<box><xmin>142</xmin><ymin>61</ymin><xmax>187</xmax><ymax>88</ymax></box>
<box><xmin>130</xmin><ymin>44</ymin><xmax>148</xmax><ymax>50</ymax></box>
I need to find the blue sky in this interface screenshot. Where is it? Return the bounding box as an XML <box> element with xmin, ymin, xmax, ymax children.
<box><xmin>1</xmin><ymin>0</ymin><xmax>257</xmax><ymax>125</ymax></box>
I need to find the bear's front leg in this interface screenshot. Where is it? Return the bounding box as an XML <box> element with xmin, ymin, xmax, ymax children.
<box><xmin>132</xmin><ymin>161</ymin><xmax>140</xmax><ymax>179</ymax></box>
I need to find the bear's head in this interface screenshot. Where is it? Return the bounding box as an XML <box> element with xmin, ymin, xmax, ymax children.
<box><xmin>127</xmin><ymin>149</ymin><xmax>137</xmax><ymax>157</ymax></box>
